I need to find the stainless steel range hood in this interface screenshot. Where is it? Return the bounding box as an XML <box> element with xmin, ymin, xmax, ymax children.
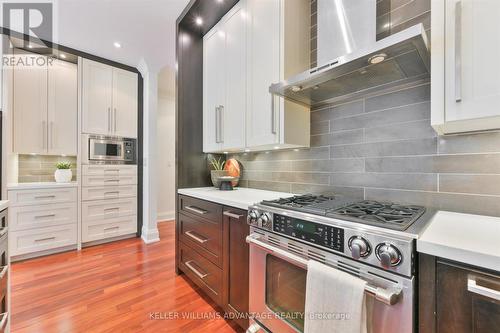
<box><xmin>269</xmin><ymin>24</ymin><xmax>430</xmax><ymax>108</ymax></box>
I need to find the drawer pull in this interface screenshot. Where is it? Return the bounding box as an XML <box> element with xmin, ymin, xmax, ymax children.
<box><xmin>104</xmin><ymin>169</ymin><xmax>120</xmax><ymax>172</ymax></box>
<box><xmin>34</xmin><ymin>214</ymin><xmax>56</xmax><ymax>219</ymax></box>
<box><xmin>0</xmin><ymin>266</ymin><xmax>7</xmax><ymax>279</ymax></box>
<box><xmin>184</xmin><ymin>205</ymin><xmax>207</xmax><ymax>215</ymax></box>
<box><xmin>185</xmin><ymin>260</ymin><xmax>208</xmax><ymax>279</ymax></box>
<box><xmin>104</xmin><ymin>226</ymin><xmax>119</xmax><ymax>232</ymax></box>
<box><xmin>223</xmin><ymin>211</ymin><xmax>244</xmax><ymax>219</ymax></box>
<box><xmin>0</xmin><ymin>229</ymin><xmax>6</xmax><ymax>238</ymax></box>
<box><xmin>185</xmin><ymin>230</ymin><xmax>208</xmax><ymax>244</ymax></box>
<box><xmin>104</xmin><ymin>191</ymin><xmax>120</xmax><ymax>196</ymax></box>
<box><xmin>0</xmin><ymin>312</ymin><xmax>7</xmax><ymax>330</ymax></box>
<box><xmin>35</xmin><ymin>237</ymin><xmax>56</xmax><ymax>242</ymax></box>
<box><xmin>468</xmin><ymin>276</ymin><xmax>500</xmax><ymax>301</ymax></box>
<box><xmin>35</xmin><ymin>195</ymin><xmax>56</xmax><ymax>199</ymax></box>
<box><xmin>104</xmin><ymin>207</ymin><xmax>119</xmax><ymax>212</ymax></box>
<box><xmin>104</xmin><ymin>179</ymin><xmax>120</xmax><ymax>182</ymax></box>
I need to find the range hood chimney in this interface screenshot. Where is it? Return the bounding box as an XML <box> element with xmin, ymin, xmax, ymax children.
<box><xmin>270</xmin><ymin>0</ymin><xmax>430</xmax><ymax>108</ymax></box>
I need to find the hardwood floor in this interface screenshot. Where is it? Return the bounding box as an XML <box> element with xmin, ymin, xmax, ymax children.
<box><xmin>11</xmin><ymin>222</ymin><xmax>242</xmax><ymax>333</ymax></box>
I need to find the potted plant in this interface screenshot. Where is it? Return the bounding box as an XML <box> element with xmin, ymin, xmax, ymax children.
<box><xmin>55</xmin><ymin>162</ymin><xmax>73</xmax><ymax>183</ymax></box>
<box><xmin>209</xmin><ymin>157</ymin><xmax>228</xmax><ymax>188</ymax></box>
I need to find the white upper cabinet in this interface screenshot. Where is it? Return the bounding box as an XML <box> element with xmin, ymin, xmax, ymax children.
<box><xmin>13</xmin><ymin>56</ymin><xmax>48</xmax><ymax>154</ymax></box>
<box><xmin>13</xmin><ymin>54</ymin><xmax>77</xmax><ymax>155</ymax></box>
<box><xmin>203</xmin><ymin>1</ymin><xmax>246</xmax><ymax>153</ymax></box>
<box><xmin>202</xmin><ymin>0</ymin><xmax>310</xmax><ymax>153</ymax></box>
<box><xmin>246</xmin><ymin>0</ymin><xmax>310</xmax><ymax>151</ymax></box>
<box><xmin>113</xmin><ymin>68</ymin><xmax>138</xmax><ymax>138</ymax></box>
<box><xmin>432</xmin><ymin>0</ymin><xmax>500</xmax><ymax>134</ymax></box>
<box><xmin>203</xmin><ymin>26</ymin><xmax>225</xmax><ymax>153</ymax></box>
<box><xmin>82</xmin><ymin>59</ymin><xmax>113</xmax><ymax>136</ymax></box>
<box><xmin>82</xmin><ymin>59</ymin><xmax>138</xmax><ymax>138</ymax></box>
<box><xmin>48</xmin><ymin>59</ymin><xmax>78</xmax><ymax>155</ymax></box>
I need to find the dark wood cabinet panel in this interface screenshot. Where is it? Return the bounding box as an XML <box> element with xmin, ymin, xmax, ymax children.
<box><xmin>223</xmin><ymin>208</ymin><xmax>249</xmax><ymax>329</ymax></box>
<box><xmin>179</xmin><ymin>241</ymin><xmax>224</xmax><ymax>306</ymax></box>
<box><xmin>179</xmin><ymin>195</ymin><xmax>223</xmax><ymax>223</ymax></box>
<box><xmin>179</xmin><ymin>212</ymin><xmax>223</xmax><ymax>267</ymax></box>
<box><xmin>435</xmin><ymin>260</ymin><xmax>500</xmax><ymax>333</ymax></box>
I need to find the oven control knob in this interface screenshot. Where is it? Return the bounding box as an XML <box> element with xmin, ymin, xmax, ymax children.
<box><xmin>247</xmin><ymin>210</ymin><xmax>260</xmax><ymax>225</ymax></box>
<box><xmin>349</xmin><ymin>237</ymin><xmax>370</xmax><ymax>259</ymax></box>
<box><xmin>376</xmin><ymin>243</ymin><xmax>402</xmax><ymax>268</ymax></box>
<box><xmin>259</xmin><ymin>212</ymin><xmax>272</xmax><ymax>230</ymax></box>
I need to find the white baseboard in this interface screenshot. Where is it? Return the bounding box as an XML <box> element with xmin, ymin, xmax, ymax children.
<box><xmin>157</xmin><ymin>210</ymin><xmax>175</xmax><ymax>222</ymax></box>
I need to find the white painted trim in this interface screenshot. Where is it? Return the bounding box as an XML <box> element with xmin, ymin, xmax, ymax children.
<box><xmin>141</xmin><ymin>226</ymin><xmax>160</xmax><ymax>244</ymax></box>
<box><xmin>157</xmin><ymin>211</ymin><xmax>175</xmax><ymax>222</ymax></box>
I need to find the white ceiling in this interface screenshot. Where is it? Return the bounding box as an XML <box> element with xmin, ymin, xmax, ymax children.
<box><xmin>55</xmin><ymin>0</ymin><xmax>190</xmax><ymax>71</ymax></box>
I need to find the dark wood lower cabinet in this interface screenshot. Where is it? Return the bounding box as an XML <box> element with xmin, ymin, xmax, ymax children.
<box><xmin>223</xmin><ymin>208</ymin><xmax>249</xmax><ymax>329</ymax></box>
<box><xmin>419</xmin><ymin>254</ymin><xmax>500</xmax><ymax>333</ymax></box>
<box><xmin>176</xmin><ymin>195</ymin><xmax>249</xmax><ymax>330</ymax></box>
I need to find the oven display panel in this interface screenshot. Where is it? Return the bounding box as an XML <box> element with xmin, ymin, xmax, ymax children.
<box><xmin>273</xmin><ymin>214</ymin><xmax>344</xmax><ymax>252</ymax></box>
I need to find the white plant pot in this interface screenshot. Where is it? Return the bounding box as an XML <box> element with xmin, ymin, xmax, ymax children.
<box><xmin>55</xmin><ymin>169</ymin><xmax>72</xmax><ymax>183</ymax></box>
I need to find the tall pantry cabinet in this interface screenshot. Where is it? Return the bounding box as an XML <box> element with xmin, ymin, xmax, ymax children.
<box><xmin>13</xmin><ymin>55</ymin><xmax>77</xmax><ymax>155</ymax></box>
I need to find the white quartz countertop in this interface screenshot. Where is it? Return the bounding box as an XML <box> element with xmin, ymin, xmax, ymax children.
<box><xmin>177</xmin><ymin>187</ymin><xmax>293</xmax><ymax>210</ymax></box>
<box><xmin>417</xmin><ymin>211</ymin><xmax>500</xmax><ymax>272</ymax></box>
<box><xmin>0</xmin><ymin>201</ymin><xmax>8</xmax><ymax>211</ymax></box>
<box><xmin>7</xmin><ymin>182</ymin><xmax>78</xmax><ymax>190</ymax></box>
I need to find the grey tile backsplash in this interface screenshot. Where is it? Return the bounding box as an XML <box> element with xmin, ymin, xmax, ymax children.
<box><xmin>228</xmin><ymin>1</ymin><xmax>500</xmax><ymax>217</ymax></box>
<box><xmin>18</xmin><ymin>155</ymin><xmax>77</xmax><ymax>183</ymax></box>
<box><xmin>231</xmin><ymin>81</ymin><xmax>500</xmax><ymax>217</ymax></box>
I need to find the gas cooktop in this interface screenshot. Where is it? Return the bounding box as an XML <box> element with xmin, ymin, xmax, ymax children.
<box><xmin>261</xmin><ymin>194</ymin><xmax>425</xmax><ymax>231</ymax></box>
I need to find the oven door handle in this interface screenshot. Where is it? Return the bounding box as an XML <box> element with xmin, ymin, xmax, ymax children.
<box><xmin>246</xmin><ymin>234</ymin><xmax>402</xmax><ymax>306</ymax></box>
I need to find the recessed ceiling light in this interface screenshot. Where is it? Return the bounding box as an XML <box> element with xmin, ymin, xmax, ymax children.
<box><xmin>28</xmin><ymin>44</ymin><xmax>33</xmax><ymax>49</ymax></box>
<box><xmin>216</xmin><ymin>0</ymin><xmax>224</xmax><ymax>3</ymax></box>
<box><xmin>195</xmin><ymin>17</ymin><xmax>203</xmax><ymax>26</ymax></box>
<box><xmin>368</xmin><ymin>53</ymin><xmax>387</xmax><ymax>64</ymax></box>
<box><xmin>60</xmin><ymin>53</ymin><xmax>66</xmax><ymax>59</ymax></box>
<box><xmin>274</xmin><ymin>146</ymin><xmax>280</xmax><ymax>149</ymax></box>
<box><xmin>113</xmin><ymin>42</ymin><xmax>122</xmax><ymax>48</ymax></box>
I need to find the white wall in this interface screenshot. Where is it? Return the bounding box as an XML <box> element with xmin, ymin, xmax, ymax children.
<box><xmin>157</xmin><ymin>66</ymin><xmax>176</xmax><ymax>221</ymax></box>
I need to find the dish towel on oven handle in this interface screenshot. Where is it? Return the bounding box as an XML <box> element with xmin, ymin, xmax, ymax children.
<box><xmin>304</xmin><ymin>260</ymin><xmax>368</xmax><ymax>333</ymax></box>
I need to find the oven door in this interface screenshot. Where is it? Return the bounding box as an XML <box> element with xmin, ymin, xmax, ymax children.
<box><xmin>247</xmin><ymin>232</ymin><xmax>414</xmax><ymax>333</ymax></box>
<box><xmin>89</xmin><ymin>138</ymin><xmax>125</xmax><ymax>162</ymax></box>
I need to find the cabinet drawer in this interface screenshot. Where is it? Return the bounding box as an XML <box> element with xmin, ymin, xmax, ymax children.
<box><xmin>82</xmin><ymin>215</ymin><xmax>137</xmax><ymax>242</ymax></box>
<box><xmin>82</xmin><ymin>174</ymin><xmax>137</xmax><ymax>187</ymax></box>
<box><xmin>179</xmin><ymin>212</ymin><xmax>222</xmax><ymax>267</ymax></box>
<box><xmin>8</xmin><ymin>187</ymin><xmax>77</xmax><ymax>207</ymax></box>
<box><xmin>179</xmin><ymin>242</ymin><xmax>223</xmax><ymax>306</ymax></box>
<box><xmin>82</xmin><ymin>164</ymin><xmax>137</xmax><ymax>176</ymax></box>
<box><xmin>179</xmin><ymin>195</ymin><xmax>222</xmax><ymax>223</ymax></box>
<box><xmin>9</xmin><ymin>202</ymin><xmax>77</xmax><ymax>231</ymax></box>
<box><xmin>9</xmin><ymin>224</ymin><xmax>77</xmax><ymax>256</ymax></box>
<box><xmin>82</xmin><ymin>185</ymin><xmax>137</xmax><ymax>201</ymax></box>
<box><xmin>82</xmin><ymin>198</ymin><xmax>137</xmax><ymax>222</ymax></box>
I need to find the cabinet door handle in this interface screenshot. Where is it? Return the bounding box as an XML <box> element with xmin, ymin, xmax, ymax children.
<box><xmin>185</xmin><ymin>260</ymin><xmax>208</xmax><ymax>279</ymax></box>
<box><xmin>271</xmin><ymin>95</ymin><xmax>277</xmax><ymax>134</ymax></box>
<box><xmin>42</xmin><ymin>120</ymin><xmax>47</xmax><ymax>150</ymax></box>
<box><xmin>34</xmin><ymin>214</ymin><xmax>56</xmax><ymax>219</ymax></box>
<box><xmin>108</xmin><ymin>107</ymin><xmax>111</xmax><ymax>132</ymax></box>
<box><xmin>454</xmin><ymin>0</ymin><xmax>462</xmax><ymax>102</ymax></box>
<box><xmin>114</xmin><ymin>108</ymin><xmax>117</xmax><ymax>133</ymax></box>
<box><xmin>35</xmin><ymin>237</ymin><xmax>56</xmax><ymax>242</ymax></box>
<box><xmin>184</xmin><ymin>205</ymin><xmax>207</xmax><ymax>215</ymax></box>
<box><xmin>35</xmin><ymin>195</ymin><xmax>56</xmax><ymax>199</ymax></box>
<box><xmin>223</xmin><ymin>211</ymin><xmax>244</xmax><ymax>219</ymax></box>
<box><xmin>214</xmin><ymin>106</ymin><xmax>219</xmax><ymax>143</ymax></box>
<box><xmin>219</xmin><ymin>105</ymin><xmax>224</xmax><ymax>143</ymax></box>
<box><xmin>468</xmin><ymin>276</ymin><xmax>500</xmax><ymax>301</ymax></box>
<box><xmin>185</xmin><ymin>230</ymin><xmax>208</xmax><ymax>244</ymax></box>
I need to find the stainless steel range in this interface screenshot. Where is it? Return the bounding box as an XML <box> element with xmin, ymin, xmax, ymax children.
<box><xmin>246</xmin><ymin>194</ymin><xmax>435</xmax><ymax>333</ymax></box>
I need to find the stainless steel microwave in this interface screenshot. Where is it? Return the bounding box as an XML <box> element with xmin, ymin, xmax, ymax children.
<box><xmin>83</xmin><ymin>134</ymin><xmax>137</xmax><ymax>165</ymax></box>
